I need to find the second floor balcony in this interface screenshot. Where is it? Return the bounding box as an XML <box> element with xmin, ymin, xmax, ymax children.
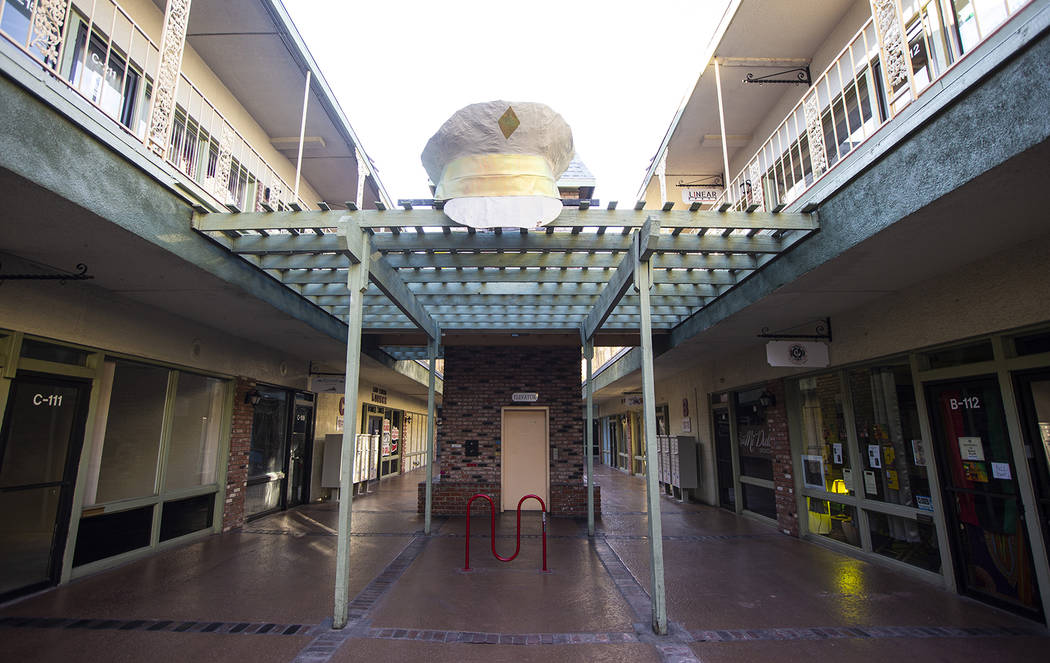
<box><xmin>0</xmin><ymin>0</ymin><xmax>386</xmax><ymax>214</ymax></box>
<box><xmin>641</xmin><ymin>0</ymin><xmax>1036</xmax><ymax>216</ymax></box>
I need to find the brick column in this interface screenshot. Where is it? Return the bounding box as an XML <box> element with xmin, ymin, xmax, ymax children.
<box><xmin>765</xmin><ymin>380</ymin><xmax>798</xmax><ymax>537</ymax></box>
<box><xmin>222</xmin><ymin>377</ymin><xmax>255</xmax><ymax>532</ymax></box>
<box><xmin>419</xmin><ymin>345</ymin><xmax>599</xmax><ymax>516</ymax></box>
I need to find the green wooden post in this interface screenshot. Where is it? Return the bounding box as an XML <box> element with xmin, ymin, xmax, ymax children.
<box><xmin>636</xmin><ymin>236</ymin><xmax>667</xmax><ymax>635</ymax></box>
<box><xmin>334</xmin><ymin>224</ymin><xmax>369</xmax><ymax>630</ymax></box>
<box><xmin>424</xmin><ymin>332</ymin><xmax>438</xmax><ymax>535</ymax></box>
<box><xmin>584</xmin><ymin>339</ymin><xmax>595</xmax><ymax>537</ymax></box>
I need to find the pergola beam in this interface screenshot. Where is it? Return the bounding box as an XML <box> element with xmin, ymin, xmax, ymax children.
<box><xmin>193</xmin><ymin>208</ymin><xmax>816</xmax><ymax>232</ymax></box>
<box><xmin>257</xmin><ymin>251</ymin><xmax>761</xmax><ymax>271</ymax></box>
<box><xmin>282</xmin><ymin>266</ymin><xmax>740</xmax><ymax>286</ymax></box>
<box><xmin>582</xmin><ymin>218</ymin><xmax>659</xmax><ymax>342</ymax></box>
<box><xmin>365</xmin><ymin>250</ymin><xmax>438</xmax><ymax>339</ymax></box>
<box><xmin>340</xmin><ymin>220</ymin><xmax>437</xmax><ymax>340</ymax></box>
<box><xmin>227</xmin><ymin>231</ymin><xmax>784</xmax><ymax>255</ymax></box>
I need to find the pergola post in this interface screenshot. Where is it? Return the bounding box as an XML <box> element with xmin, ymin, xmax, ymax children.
<box><xmin>584</xmin><ymin>339</ymin><xmax>595</xmax><ymax>537</ymax></box>
<box><xmin>334</xmin><ymin>224</ymin><xmax>370</xmax><ymax>630</ymax></box>
<box><xmin>636</xmin><ymin>234</ymin><xmax>667</xmax><ymax>636</ymax></box>
<box><xmin>424</xmin><ymin>332</ymin><xmax>439</xmax><ymax>535</ymax></box>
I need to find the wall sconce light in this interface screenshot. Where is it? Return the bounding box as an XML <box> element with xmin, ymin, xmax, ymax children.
<box><xmin>244</xmin><ymin>389</ymin><xmax>262</xmax><ymax>406</ymax></box>
<box><xmin>758</xmin><ymin>390</ymin><xmax>776</xmax><ymax>408</ymax></box>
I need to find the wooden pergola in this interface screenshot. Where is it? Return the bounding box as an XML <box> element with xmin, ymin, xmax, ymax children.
<box><xmin>193</xmin><ymin>205</ymin><xmax>818</xmax><ymax>634</ymax></box>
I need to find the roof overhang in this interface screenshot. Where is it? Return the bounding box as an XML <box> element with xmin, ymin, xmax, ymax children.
<box><xmin>637</xmin><ymin>0</ymin><xmax>858</xmax><ymax>202</ymax></box>
<box><xmin>157</xmin><ymin>0</ymin><xmax>392</xmax><ymax>208</ymax></box>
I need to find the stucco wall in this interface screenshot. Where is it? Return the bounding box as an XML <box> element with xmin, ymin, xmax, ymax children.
<box><xmin>0</xmin><ymin>276</ymin><xmax>308</xmax><ymax>389</ymax></box>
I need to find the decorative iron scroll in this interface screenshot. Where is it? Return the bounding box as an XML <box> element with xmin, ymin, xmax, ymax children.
<box><xmin>871</xmin><ymin>0</ymin><xmax>909</xmax><ymax>89</ymax></box>
<box><xmin>214</xmin><ymin>120</ymin><xmax>234</xmax><ymax>203</ymax></box>
<box><xmin>743</xmin><ymin>66</ymin><xmax>811</xmax><ymax>86</ymax></box>
<box><xmin>147</xmin><ymin>0</ymin><xmax>192</xmax><ymax>157</ymax></box>
<box><xmin>758</xmin><ymin>317</ymin><xmax>832</xmax><ymax>342</ymax></box>
<box><xmin>0</xmin><ymin>262</ymin><xmax>93</xmax><ymax>282</ymax></box>
<box><xmin>803</xmin><ymin>92</ymin><xmax>828</xmax><ymax>176</ymax></box>
<box><xmin>30</xmin><ymin>0</ymin><xmax>66</xmax><ymax>64</ymax></box>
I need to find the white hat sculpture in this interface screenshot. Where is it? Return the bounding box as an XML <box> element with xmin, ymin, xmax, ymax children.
<box><xmin>421</xmin><ymin>101</ymin><xmax>574</xmax><ymax>229</ymax></box>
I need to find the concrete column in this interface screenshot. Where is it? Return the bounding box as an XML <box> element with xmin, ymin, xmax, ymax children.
<box><xmin>424</xmin><ymin>333</ymin><xmax>438</xmax><ymax>535</ymax></box>
<box><xmin>714</xmin><ymin>59</ymin><xmax>732</xmax><ymax>203</ymax></box>
<box><xmin>584</xmin><ymin>340</ymin><xmax>595</xmax><ymax>537</ymax></box>
<box><xmin>636</xmin><ymin>238</ymin><xmax>667</xmax><ymax>635</ymax></box>
<box><xmin>334</xmin><ymin>226</ymin><xmax>369</xmax><ymax>630</ymax></box>
<box><xmin>293</xmin><ymin>69</ymin><xmax>311</xmax><ymax>203</ymax></box>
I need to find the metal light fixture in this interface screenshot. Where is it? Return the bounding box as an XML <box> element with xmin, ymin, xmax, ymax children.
<box><xmin>758</xmin><ymin>390</ymin><xmax>776</xmax><ymax>408</ymax></box>
<box><xmin>244</xmin><ymin>389</ymin><xmax>262</xmax><ymax>406</ymax></box>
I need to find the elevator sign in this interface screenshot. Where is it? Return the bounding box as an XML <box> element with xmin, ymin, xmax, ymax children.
<box><xmin>512</xmin><ymin>392</ymin><xmax>539</xmax><ymax>403</ymax></box>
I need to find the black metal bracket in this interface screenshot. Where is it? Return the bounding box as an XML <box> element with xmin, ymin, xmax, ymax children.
<box><xmin>674</xmin><ymin>175</ymin><xmax>724</xmax><ymax>188</ymax></box>
<box><xmin>743</xmin><ymin>66</ymin><xmax>811</xmax><ymax>86</ymax></box>
<box><xmin>758</xmin><ymin>317</ymin><xmax>832</xmax><ymax>343</ymax></box>
<box><xmin>0</xmin><ymin>262</ymin><xmax>93</xmax><ymax>283</ymax></box>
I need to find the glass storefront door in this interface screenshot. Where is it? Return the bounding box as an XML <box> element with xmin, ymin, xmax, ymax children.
<box><xmin>286</xmin><ymin>397</ymin><xmax>314</xmax><ymax>508</ymax></box>
<box><xmin>1014</xmin><ymin>371</ymin><xmax>1050</xmax><ymax>576</ymax></box>
<box><xmin>712</xmin><ymin>407</ymin><xmax>735</xmax><ymax>510</ymax></box>
<box><xmin>246</xmin><ymin>387</ymin><xmax>289</xmax><ymax>518</ymax></box>
<box><xmin>0</xmin><ymin>375</ymin><xmax>89</xmax><ymax>600</ymax></box>
<box><xmin>926</xmin><ymin>377</ymin><xmax>1043</xmax><ymax>618</ymax></box>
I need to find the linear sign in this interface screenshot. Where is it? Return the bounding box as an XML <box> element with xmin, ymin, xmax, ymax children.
<box><xmin>512</xmin><ymin>392</ymin><xmax>538</xmax><ymax>402</ymax></box>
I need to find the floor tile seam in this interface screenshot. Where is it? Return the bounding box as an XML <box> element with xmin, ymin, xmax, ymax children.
<box><xmin>242</xmin><ymin>529</ymin><xmax>425</xmax><ymax>538</ymax></box>
<box><xmin>590</xmin><ymin>537</ymin><xmax>652</xmax><ymax>624</ymax></box>
<box><xmin>361</xmin><ymin>627</ymin><xmax>644</xmax><ymax>644</ymax></box>
<box><xmin>591</xmin><ymin>538</ymin><xmax>704</xmax><ymax>663</ymax></box>
<box><xmin>288</xmin><ymin>536</ymin><xmax>430</xmax><ymax>663</ymax></box>
<box><xmin>0</xmin><ymin>616</ymin><xmax>315</xmax><ymax>636</ymax></box>
<box><xmin>688</xmin><ymin>625</ymin><xmax>1049</xmax><ymax>641</ymax></box>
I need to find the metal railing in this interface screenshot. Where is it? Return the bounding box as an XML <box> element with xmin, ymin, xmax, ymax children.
<box><xmin>0</xmin><ymin>0</ymin><xmax>306</xmax><ymax>211</ymax></box>
<box><xmin>713</xmin><ymin>0</ymin><xmax>1032</xmax><ymax>213</ymax></box>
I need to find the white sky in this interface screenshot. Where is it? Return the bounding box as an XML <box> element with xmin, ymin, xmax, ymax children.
<box><xmin>284</xmin><ymin>0</ymin><xmax>729</xmax><ymax>204</ymax></box>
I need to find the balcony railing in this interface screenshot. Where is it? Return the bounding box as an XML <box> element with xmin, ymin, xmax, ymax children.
<box><xmin>0</xmin><ymin>0</ymin><xmax>306</xmax><ymax>211</ymax></box>
<box><xmin>713</xmin><ymin>0</ymin><xmax>1032</xmax><ymax>213</ymax></box>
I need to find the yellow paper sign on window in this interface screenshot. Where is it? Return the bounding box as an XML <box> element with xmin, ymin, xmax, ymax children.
<box><xmin>886</xmin><ymin>470</ymin><xmax>899</xmax><ymax>490</ymax></box>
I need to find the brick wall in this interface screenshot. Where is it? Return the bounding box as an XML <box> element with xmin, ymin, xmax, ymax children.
<box><xmin>765</xmin><ymin>380</ymin><xmax>798</xmax><ymax>537</ymax></box>
<box><xmin>222</xmin><ymin>377</ymin><xmax>255</xmax><ymax>532</ymax></box>
<box><xmin>419</xmin><ymin>345</ymin><xmax>599</xmax><ymax>516</ymax></box>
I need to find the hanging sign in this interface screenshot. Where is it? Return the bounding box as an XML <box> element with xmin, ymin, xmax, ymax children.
<box><xmin>512</xmin><ymin>392</ymin><xmax>539</xmax><ymax>402</ymax></box>
<box><xmin>312</xmin><ymin>376</ymin><xmax>345</xmax><ymax>393</ymax></box>
<box><xmin>765</xmin><ymin>341</ymin><xmax>829</xmax><ymax>368</ymax></box>
<box><xmin>680</xmin><ymin>187</ymin><xmax>723</xmax><ymax>205</ymax></box>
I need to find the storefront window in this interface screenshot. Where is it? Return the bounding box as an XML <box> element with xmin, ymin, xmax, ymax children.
<box><xmin>798</xmin><ymin>374</ymin><xmax>850</xmax><ymax>494</ymax></box>
<box><xmin>867</xmin><ymin>510</ymin><xmax>940</xmax><ymax>572</ymax></box>
<box><xmin>89</xmin><ymin>361</ymin><xmax>168</xmax><ymax>504</ymax></box>
<box><xmin>164</xmin><ymin>373</ymin><xmax>225</xmax><ymax>491</ymax></box>
<box><xmin>848</xmin><ymin>366</ymin><xmax>931</xmax><ymax>509</ymax></box>
<box><xmin>734</xmin><ymin>387</ymin><xmax>777</xmax><ymax>520</ymax></box>
<box><xmin>806</xmin><ymin>498</ymin><xmax>860</xmax><ymax>547</ymax></box>
<box><xmin>742</xmin><ymin>482</ymin><xmax>776</xmax><ymax>519</ymax></box>
<box><xmin>76</xmin><ymin>359</ymin><xmax>228</xmax><ymax>566</ymax></box>
<box><xmin>735</xmin><ymin>388</ymin><xmax>774</xmax><ymax>481</ymax></box>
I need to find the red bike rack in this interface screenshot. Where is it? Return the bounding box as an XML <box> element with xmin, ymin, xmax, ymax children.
<box><xmin>463</xmin><ymin>493</ymin><xmax>549</xmax><ymax>573</ymax></box>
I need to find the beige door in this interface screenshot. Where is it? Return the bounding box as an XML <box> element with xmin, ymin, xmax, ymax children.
<box><xmin>501</xmin><ymin>408</ymin><xmax>548</xmax><ymax>511</ymax></box>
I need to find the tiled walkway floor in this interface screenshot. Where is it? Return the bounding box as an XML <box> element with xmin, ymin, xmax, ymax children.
<box><xmin>2</xmin><ymin>464</ymin><xmax>1047</xmax><ymax>662</ymax></box>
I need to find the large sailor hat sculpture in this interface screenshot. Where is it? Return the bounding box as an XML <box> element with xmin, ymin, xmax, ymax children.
<box><xmin>422</xmin><ymin>101</ymin><xmax>573</xmax><ymax>229</ymax></box>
